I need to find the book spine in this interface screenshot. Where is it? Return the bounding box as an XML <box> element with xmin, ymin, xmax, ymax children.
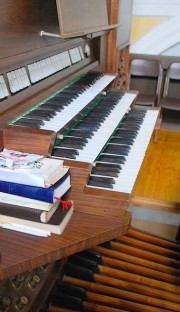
<box><xmin>0</xmin><ymin>180</ymin><xmax>54</xmax><ymax>203</ymax></box>
<box><xmin>0</xmin><ymin>203</ymin><xmax>43</xmax><ymax>222</ymax></box>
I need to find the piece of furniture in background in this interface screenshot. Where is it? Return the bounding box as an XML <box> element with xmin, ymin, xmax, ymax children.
<box><xmin>159</xmin><ymin>62</ymin><xmax>180</xmax><ymax>114</ymax></box>
<box><xmin>116</xmin><ymin>46</ymin><xmax>130</xmax><ymax>90</ymax></box>
<box><xmin>128</xmin><ymin>58</ymin><xmax>163</xmax><ymax>106</ymax></box>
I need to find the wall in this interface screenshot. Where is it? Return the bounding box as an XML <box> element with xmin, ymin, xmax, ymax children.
<box><xmin>130</xmin><ymin>0</ymin><xmax>180</xmax><ymax>56</ymax></box>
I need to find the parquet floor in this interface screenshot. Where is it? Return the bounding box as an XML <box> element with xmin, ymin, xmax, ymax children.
<box><xmin>131</xmin><ymin>129</ymin><xmax>180</xmax><ymax>209</ymax></box>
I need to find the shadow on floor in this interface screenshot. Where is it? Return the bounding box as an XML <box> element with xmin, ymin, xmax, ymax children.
<box><xmin>161</xmin><ymin>109</ymin><xmax>180</xmax><ymax>131</ymax></box>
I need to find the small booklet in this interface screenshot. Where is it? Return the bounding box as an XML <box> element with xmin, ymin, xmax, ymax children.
<box><xmin>0</xmin><ymin>148</ymin><xmax>43</xmax><ymax>169</ymax></box>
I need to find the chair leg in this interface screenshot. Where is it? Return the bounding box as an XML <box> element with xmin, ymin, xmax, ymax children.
<box><xmin>160</xmin><ymin>107</ymin><xmax>163</xmax><ymax>120</ymax></box>
<box><xmin>154</xmin><ymin>129</ymin><xmax>158</xmax><ymax>142</ymax></box>
<box><xmin>154</xmin><ymin>107</ymin><xmax>163</xmax><ymax>142</ymax></box>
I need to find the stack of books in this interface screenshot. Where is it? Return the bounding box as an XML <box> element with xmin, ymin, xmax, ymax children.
<box><xmin>0</xmin><ymin>150</ymin><xmax>74</xmax><ymax>236</ymax></box>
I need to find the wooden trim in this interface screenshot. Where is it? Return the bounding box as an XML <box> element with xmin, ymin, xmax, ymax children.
<box><xmin>130</xmin><ymin>196</ymin><xmax>180</xmax><ymax>214</ymax></box>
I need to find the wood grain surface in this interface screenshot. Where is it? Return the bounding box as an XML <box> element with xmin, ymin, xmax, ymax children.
<box><xmin>0</xmin><ymin>211</ymin><xmax>131</xmax><ymax>280</ymax></box>
<box><xmin>132</xmin><ymin>129</ymin><xmax>180</xmax><ymax>207</ymax></box>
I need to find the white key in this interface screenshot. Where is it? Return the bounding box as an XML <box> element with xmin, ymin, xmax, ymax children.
<box><xmin>0</xmin><ymin>75</ymin><xmax>9</xmax><ymax>98</ymax></box>
<box><xmin>7</xmin><ymin>71</ymin><xmax>18</xmax><ymax>93</ymax></box>
<box><xmin>28</xmin><ymin>63</ymin><xmax>38</xmax><ymax>83</ymax></box>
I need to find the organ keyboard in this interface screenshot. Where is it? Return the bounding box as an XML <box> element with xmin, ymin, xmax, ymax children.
<box><xmin>1</xmin><ymin>72</ymin><xmax>159</xmax><ymax>218</ymax></box>
<box><xmin>10</xmin><ymin>73</ymin><xmax>116</xmax><ymax>136</ymax></box>
<box><xmin>4</xmin><ymin>73</ymin><xmax>159</xmax><ymax>208</ymax></box>
<box><xmin>46</xmin><ymin>88</ymin><xmax>159</xmax><ymax>194</ymax></box>
<box><xmin>87</xmin><ymin>108</ymin><xmax>159</xmax><ymax>193</ymax></box>
<box><xmin>52</xmin><ymin>92</ymin><xmax>137</xmax><ymax>162</ymax></box>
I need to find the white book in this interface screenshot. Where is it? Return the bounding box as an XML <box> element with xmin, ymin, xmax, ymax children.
<box><xmin>1</xmin><ymin>224</ymin><xmax>51</xmax><ymax>237</ymax></box>
<box><xmin>0</xmin><ymin>157</ymin><xmax>68</xmax><ymax>187</ymax></box>
<box><xmin>0</xmin><ymin>192</ymin><xmax>62</xmax><ymax>211</ymax></box>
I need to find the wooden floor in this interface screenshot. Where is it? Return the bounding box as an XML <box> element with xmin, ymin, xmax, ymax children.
<box><xmin>131</xmin><ymin>129</ymin><xmax>180</xmax><ymax>210</ymax></box>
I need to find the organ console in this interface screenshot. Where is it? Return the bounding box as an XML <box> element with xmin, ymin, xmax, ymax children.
<box><xmin>0</xmin><ymin>1</ymin><xmax>165</xmax><ymax>311</ymax></box>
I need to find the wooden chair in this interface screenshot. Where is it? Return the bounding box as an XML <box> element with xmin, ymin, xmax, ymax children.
<box><xmin>159</xmin><ymin>62</ymin><xmax>180</xmax><ymax>114</ymax></box>
<box><xmin>128</xmin><ymin>58</ymin><xmax>163</xmax><ymax>107</ymax></box>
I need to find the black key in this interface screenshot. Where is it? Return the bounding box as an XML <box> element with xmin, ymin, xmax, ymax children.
<box><xmin>47</xmin><ymin>98</ymin><xmax>70</xmax><ymax>105</ymax></box>
<box><xmin>83</xmin><ymin>117</ymin><xmax>106</xmax><ymax>123</ymax></box>
<box><xmin>113</xmin><ymin>131</ymin><xmax>137</xmax><ymax>139</ymax></box>
<box><xmin>52</xmin><ymin>148</ymin><xmax>78</xmax><ymax>159</ymax></box>
<box><xmin>91</xmin><ymin>167</ymin><xmax>119</xmax><ymax>177</ymax></box>
<box><xmin>97</xmin><ymin>154</ymin><xmax>126</xmax><ymax>164</ymax></box>
<box><xmin>24</xmin><ymin>111</ymin><xmax>51</xmax><ymax>121</ymax></box>
<box><xmin>123</xmin><ymin>122</ymin><xmax>143</xmax><ymax>128</ymax></box>
<box><xmin>115</xmin><ymin>129</ymin><xmax>138</xmax><ymax>137</ymax></box>
<box><xmin>34</xmin><ymin>106</ymin><xmax>57</xmax><ymax>116</ymax></box>
<box><xmin>93</xmin><ymin>106</ymin><xmax>113</xmax><ymax>113</ymax></box>
<box><xmin>51</xmin><ymin>292</ymin><xmax>84</xmax><ymax>311</ymax></box>
<box><xmin>119</xmin><ymin>124</ymin><xmax>141</xmax><ymax>131</ymax></box>
<box><xmin>55</xmin><ymin>280</ymin><xmax>87</xmax><ymax>300</ymax></box>
<box><xmin>57</xmin><ymin>142</ymin><xmax>85</xmax><ymax>149</ymax></box>
<box><xmin>13</xmin><ymin>117</ymin><xmax>44</xmax><ymax>127</ymax></box>
<box><xmin>103</xmin><ymin>145</ymin><xmax>130</xmax><ymax>156</ymax></box>
<box><xmin>85</xmin><ymin>115</ymin><xmax>106</xmax><ymax>122</ymax></box>
<box><xmin>88</xmin><ymin>176</ymin><xmax>114</xmax><ymax>189</ymax></box>
<box><xmin>110</xmin><ymin>137</ymin><xmax>134</xmax><ymax>145</ymax></box>
<box><xmin>69</xmin><ymin>129</ymin><xmax>93</xmax><ymax>139</ymax></box>
<box><xmin>12</xmin><ymin>120</ymin><xmax>41</xmax><ymax>129</ymax></box>
<box><xmin>55</xmin><ymin>93</ymin><xmax>77</xmax><ymax>99</ymax></box>
<box><xmin>31</xmin><ymin>108</ymin><xmax>55</xmax><ymax>118</ymax></box>
<box><xmin>131</xmin><ymin>117</ymin><xmax>145</xmax><ymax>122</ymax></box>
<box><xmin>75</xmin><ymin>123</ymin><xmax>100</xmax><ymax>131</ymax></box>
<box><xmin>95</xmin><ymin>163</ymin><xmax>121</xmax><ymax>172</ymax></box>
<box><xmin>41</xmin><ymin>103</ymin><xmax>63</xmax><ymax>112</ymax></box>
<box><xmin>89</xmin><ymin>176</ymin><xmax>115</xmax><ymax>184</ymax></box>
<box><xmin>62</xmin><ymin>136</ymin><xmax>88</xmax><ymax>144</ymax></box>
<box><xmin>80</xmin><ymin>119</ymin><xmax>102</xmax><ymax>125</ymax></box>
<box><xmin>57</xmin><ymin>137</ymin><xmax>87</xmax><ymax>149</ymax></box>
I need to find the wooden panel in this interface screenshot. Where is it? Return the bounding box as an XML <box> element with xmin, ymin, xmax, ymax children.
<box><xmin>106</xmin><ymin>0</ymin><xmax>119</xmax><ymax>75</ymax></box>
<box><xmin>0</xmin><ymin>211</ymin><xmax>131</xmax><ymax>280</ymax></box>
<box><xmin>0</xmin><ymin>261</ymin><xmax>62</xmax><ymax>312</ymax></box>
<box><xmin>106</xmin><ymin>0</ymin><xmax>132</xmax><ymax>89</ymax></box>
<box><xmin>2</xmin><ymin>125</ymin><xmax>56</xmax><ymax>156</ymax></box>
<box><xmin>0</xmin><ymin>0</ymin><xmax>60</xmax><ymax>61</ymax></box>
<box><xmin>56</xmin><ymin>0</ymin><xmax>109</xmax><ymax>38</ymax></box>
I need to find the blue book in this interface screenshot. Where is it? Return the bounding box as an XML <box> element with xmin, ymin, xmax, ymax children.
<box><xmin>0</xmin><ymin>171</ymin><xmax>71</xmax><ymax>204</ymax></box>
